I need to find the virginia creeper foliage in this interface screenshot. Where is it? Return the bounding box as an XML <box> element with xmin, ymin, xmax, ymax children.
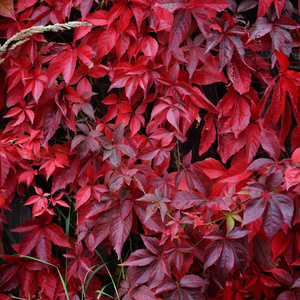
<box><xmin>0</xmin><ymin>0</ymin><xmax>300</xmax><ymax>299</ymax></box>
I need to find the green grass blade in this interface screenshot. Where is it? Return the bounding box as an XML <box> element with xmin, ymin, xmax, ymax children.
<box><xmin>94</xmin><ymin>249</ymin><xmax>121</xmax><ymax>300</ymax></box>
<box><xmin>17</xmin><ymin>255</ymin><xmax>70</xmax><ymax>300</ymax></box>
<box><xmin>96</xmin><ymin>283</ymin><xmax>114</xmax><ymax>299</ymax></box>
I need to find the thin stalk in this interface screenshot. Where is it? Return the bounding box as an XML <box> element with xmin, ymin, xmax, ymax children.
<box><xmin>79</xmin><ymin>111</ymin><xmax>93</xmax><ymax>131</ymax></box>
<box><xmin>132</xmin><ymin>174</ymin><xmax>147</xmax><ymax>195</ymax></box>
<box><xmin>119</xmin><ymin>257</ymin><xmax>126</xmax><ymax>280</ymax></box>
<box><xmin>55</xmin><ymin>206</ymin><xmax>76</xmax><ymax>231</ymax></box>
<box><xmin>94</xmin><ymin>249</ymin><xmax>121</xmax><ymax>300</ymax></box>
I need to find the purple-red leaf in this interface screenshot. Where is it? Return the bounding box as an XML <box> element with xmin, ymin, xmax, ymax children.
<box><xmin>172</xmin><ymin>190</ymin><xmax>205</xmax><ymax>210</ymax></box>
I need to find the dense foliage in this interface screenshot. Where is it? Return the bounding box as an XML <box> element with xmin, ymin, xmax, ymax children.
<box><xmin>0</xmin><ymin>0</ymin><xmax>300</xmax><ymax>299</ymax></box>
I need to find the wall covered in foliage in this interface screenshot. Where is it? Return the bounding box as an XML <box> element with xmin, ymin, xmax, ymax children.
<box><xmin>0</xmin><ymin>0</ymin><xmax>300</xmax><ymax>299</ymax></box>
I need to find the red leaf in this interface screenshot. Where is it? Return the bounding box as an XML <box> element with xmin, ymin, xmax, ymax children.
<box><xmin>277</xmin><ymin>291</ymin><xmax>296</xmax><ymax>300</ymax></box>
<box><xmin>275</xmin><ymin>50</ymin><xmax>290</xmax><ymax>72</ymax></box>
<box><xmin>219</xmin><ymin>93</ymin><xmax>251</xmax><ymax>138</ymax></box>
<box><xmin>141</xmin><ymin>36</ymin><xmax>158</xmax><ymax>58</ymax></box>
<box><xmin>85</xmin><ymin>10</ymin><xmax>107</xmax><ymax>26</ymax></box>
<box><xmin>194</xmin><ymin>158</ymin><xmax>226</xmax><ymax>179</ymax></box>
<box><xmin>245</xmin><ymin>124</ymin><xmax>261</xmax><ymax>163</ymax></box>
<box><xmin>37</xmin><ymin>269</ymin><xmax>57</xmax><ymax>299</ymax></box>
<box><xmin>272</xmin><ymin>230</ymin><xmax>290</xmax><ymax>260</ymax></box>
<box><xmin>131</xmin><ymin>285</ymin><xmax>157</xmax><ymax>300</ymax></box>
<box><xmin>113</xmin><ymin>121</ymin><xmax>125</xmax><ymax>144</ymax></box>
<box><xmin>237</xmin><ymin>0</ymin><xmax>259</xmax><ymax>13</ymax></box>
<box><xmin>79</xmin><ymin>0</ymin><xmax>94</xmax><ymax>20</ymax></box>
<box><xmin>230</xmin><ymin>241</ymin><xmax>250</xmax><ymax>274</ymax></box>
<box><xmin>77</xmin><ymin>44</ymin><xmax>94</xmax><ymax>67</ymax></box>
<box><xmin>111</xmin><ymin>209</ymin><xmax>133</xmax><ymax>259</ymax></box>
<box><xmin>172</xmin><ymin>190</ymin><xmax>204</xmax><ymax>210</ymax></box>
<box><xmin>121</xmin><ymin>249</ymin><xmax>156</xmax><ymax>266</ymax></box>
<box><xmin>0</xmin><ymin>0</ymin><xmax>15</xmax><ymax>20</ymax></box>
<box><xmin>260</xmin><ymin>273</ymin><xmax>281</xmax><ymax>287</ymax></box>
<box><xmin>292</xmin><ymin>147</ymin><xmax>300</xmax><ymax>162</ymax></box>
<box><xmin>257</xmin><ymin>0</ymin><xmax>273</xmax><ymax>18</ymax></box>
<box><xmin>11</xmin><ymin>215</ymin><xmax>70</xmax><ymax>262</ymax></box>
<box><xmin>285</xmin><ymin>168</ymin><xmax>300</xmax><ymax>189</ymax></box>
<box><xmin>271</xmin><ymin>194</ymin><xmax>293</xmax><ymax>228</ymax></box>
<box><xmin>253</xmin><ymin>232</ymin><xmax>277</xmax><ymax>270</ymax></box>
<box><xmin>191</xmin><ymin>167</ymin><xmax>212</xmax><ymax>195</ymax></box>
<box><xmin>291</xmin><ymin>277</ymin><xmax>300</xmax><ymax>289</ymax></box>
<box><xmin>203</xmin><ymin>241</ymin><xmax>223</xmax><ymax>271</ymax></box>
<box><xmin>45</xmin><ymin>223</ymin><xmax>70</xmax><ymax>247</ymax></box>
<box><xmin>268</xmin><ymin>268</ymin><xmax>293</xmax><ymax>286</ymax></box>
<box><xmin>191</xmin><ymin>8</ymin><xmax>211</xmax><ymax>37</ymax></box>
<box><xmin>0</xmin><ymin>153</ymin><xmax>10</xmax><ymax>187</ymax></box>
<box><xmin>75</xmin><ymin>186</ymin><xmax>92</xmax><ymax>210</ymax></box>
<box><xmin>97</xmin><ymin>26</ymin><xmax>117</xmax><ymax>59</ymax></box>
<box><xmin>204</xmin><ymin>233</ymin><xmax>248</xmax><ymax>282</ymax></box>
<box><xmin>217</xmin><ymin>241</ymin><xmax>234</xmax><ymax>281</ymax></box>
<box><xmin>62</xmin><ymin>49</ymin><xmax>77</xmax><ymax>84</ymax></box>
<box><xmin>219</xmin><ymin>37</ymin><xmax>234</xmax><ymax>70</ymax></box>
<box><xmin>190</xmin><ymin>0</ymin><xmax>230</xmax><ymax>11</ymax></box>
<box><xmin>227</xmin><ymin>227</ymin><xmax>250</xmax><ymax>239</ymax></box>
<box><xmin>138</xmin><ymin>147</ymin><xmax>160</xmax><ymax>160</ymax></box>
<box><xmin>52</xmin><ymin>159</ymin><xmax>77</xmax><ymax>193</ymax></box>
<box><xmin>273</xmin><ymin>0</ymin><xmax>285</xmax><ymax>18</ymax></box>
<box><xmin>248</xmin><ymin>17</ymin><xmax>273</xmax><ymax>41</ymax></box>
<box><xmin>260</xmin><ymin>127</ymin><xmax>280</xmax><ymax>159</ymax></box>
<box><xmin>227</xmin><ymin>57</ymin><xmax>251</xmax><ymax>94</ymax></box>
<box><xmin>199</xmin><ymin>113</ymin><xmax>216</xmax><ymax>156</ymax></box>
<box><xmin>242</xmin><ymin>197</ymin><xmax>266</xmax><ymax>226</ymax></box>
<box><xmin>291</xmin><ymin>127</ymin><xmax>300</xmax><ymax>151</ymax></box>
<box><xmin>262</xmin><ymin>199</ymin><xmax>283</xmax><ymax>241</ymax></box>
<box><xmin>179</xmin><ymin>275</ymin><xmax>208</xmax><ymax>288</ymax></box>
<box><xmin>218</xmin><ymin>131</ymin><xmax>246</xmax><ymax>163</ymax></box>
<box><xmin>169</xmin><ymin>9</ymin><xmax>191</xmax><ymax>50</ymax></box>
<box><xmin>154</xmin><ymin>0</ymin><xmax>187</xmax><ymax>12</ymax></box>
<box><xmin>41</xmin><ymin>103</ymin><xmax>63</xmax><ymax>145</ymax></box>
<box><xmin>92</xmin><ymin>212</ymin><xmax>111</xmax><ymax>248</ymax></box>
<box><xmin>265</xmin><ymin>78</ymin><xmax>286</xmax><ymax>124</ymax></box>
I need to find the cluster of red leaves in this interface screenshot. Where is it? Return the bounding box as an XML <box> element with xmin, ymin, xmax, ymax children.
<box><xmin>0</xmin><ymin>0</ymin><xmax>300</xmax><ymax>299</ymax></box>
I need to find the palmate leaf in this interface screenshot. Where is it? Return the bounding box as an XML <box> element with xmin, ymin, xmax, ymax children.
<box><xmin>122</xmin><ymin>236</ymin><xmax>171</xmax><ymax>288</ymax></box>
<box><xmin>0</xmin><ymin>255</ymin><xmax>44</xmax><ymax>295</ymax></box>
<box><xmin>204</xmin><ymin>229</ymin><xmax>250</xmax><ymax>282</ymax></box>
<box><xmin>118</xmin><ymin>267</ymin><xmax>156</xmax><ymax>300</ymax></box>
<box><xmin>155</xmin><ymin>275</ymin><xmax>207</xmax><ymax>299</ymax></box>
<box><xmin>11</xmin><ymin>213</ymin><xmax>70</xmax><ymax>262</ymax></box>
<box><xmin>243</xmin><ymin>181</ymin><xmax>294</xmax><ymax>241</ymax></box>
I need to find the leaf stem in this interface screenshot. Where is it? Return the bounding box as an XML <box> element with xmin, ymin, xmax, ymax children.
<box><xmin>79</xmin><ymin>111</ymin><xmax>93</xmax><ymax>131</ymax></box>
<box><xmin>133</xmin><ymin>174</ymin><xmax>147</xmax><ymax>195</ymax></box>
<box><xmin>166</xmin><ymin>211</ymin><xmax>175</xmax><ymax>220</ymax></box>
